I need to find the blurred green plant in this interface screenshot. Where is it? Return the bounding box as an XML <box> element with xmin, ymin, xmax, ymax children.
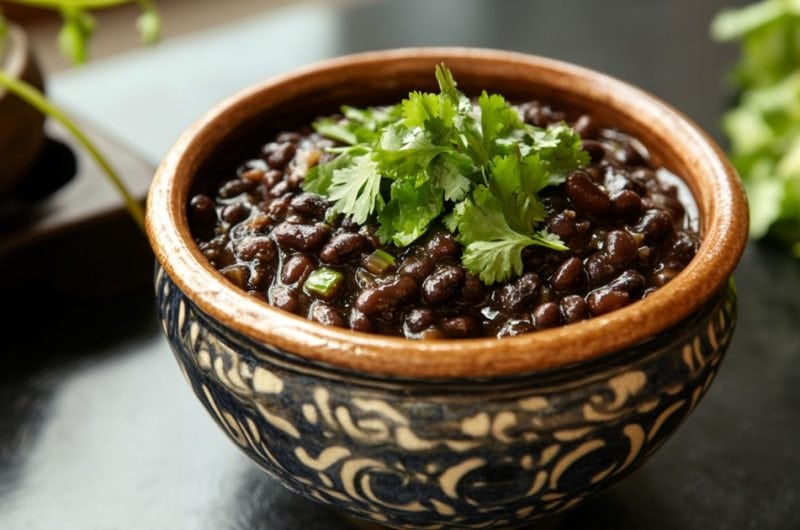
<box><xmin>0</xmin><ymin>1</ymin><xmax>161</xmax><ymax>231</ymax></box>
<box><xmin>712</xmin><ymin>0</ymin><xmax>800</xmax><ymax>258</ymax></box>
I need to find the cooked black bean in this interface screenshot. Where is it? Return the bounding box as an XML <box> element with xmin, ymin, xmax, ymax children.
<box><xmin>633</xmin><ymin>209</ymin><xmax>674</xmax><ymax>243</ymax></box>
<box><xmin>442</xmin><ymin>316</ymin><xmax>478</xmax><ymax>338</ymax></box>
<box><xmin>587</xmin><ymin>288</ymin><xmax>630</xmax><ymax>316</ymax></box>
<box><xmin>309</xmin><ymin>302</ymin><xmax>345</xmax><ymax>327</ymax></box>
<box><xmin>605</xmin><ymin>230</ymin><xmax>637</xmax><ymax>267</ymax></box>
<box><xmin>584</xmin><ymin>252</ymin><xmax>618</xmax><ymax>285</ymax></box>
<box><xmin>190</xmin><ymin>98</ymin><xmax>700</xmax><ymax>339</ymax></box>
<box><xmin>349</xmin><ymin>309</ymin><xmax>373</xmax><ymax>332</ymax></box>
<box><xmin>399</xmin><ymin>255</ymin><xmax>434</xmax><ymax>280</ymax></box>
<box><xmin>221</xmin><ymin>265</ymin><xmax>249</xmax><ymax>289</ymax></box>
<box><xmin>281</xmin><ymin>254</ymin><xmax>315</xmax><ymax>284</ymax></box>
<box><xmin>290</xmin><ymin>193</ymin><xmax>328</xmax><ymax>219</ymax></box>
<box><xmin>236</xmin><ymin>237</ymin><xmax>276</xmax><ymax>262</ymax></box>
<box><xmin>270</xmin><ymin>285</ymin><xmax>300</xmax><ymax>314</ymax></box>
<box><xmin>221</xmin><ymin>203</ymin><xmax>250</xmax><ymax>225</ymax></box>
<box><xmin>248</xmin><ymin>265</ymin><xmax>271</xmax><ymax>291</ymax></box>
<box><xmin>273</xmin><ymin>222</ymin><xmax>331</xmax><ymax>251</ymax></box>
<box><xmin>218</xmin><ymin>178</ymin><xmax>256</xmax><ymax>198</ymax></box>
<box><xmin>320</xmin><ymin>233</ymin><xmax>371</xmax><ymax>263</ymax></box>
<box><xmin>532</xmin><ymin>302</ymin><xmax>560</xmax><ymax>329</ymax></box>
<box><xmin>462</xmin><ymin>273</ymin><xmax>487</xmax><ymax>302</ymax></box>
<box><xmin>427</xmin><ymin>232</ymin><xmax>460</xmax><ymax>259</ymax></box>
<box><xmin>498</xmin><ymin>273</ymin><xmax>541</xmax><ymax>313</ymax></box>
<box><xmin>497</xmin><ymin>319</ymin><xmax>534</xmax><ymax>337</ymax></box>
<box><xmin>189</xmin><ymin>194</ymin><xmax>217</xmax><ymax>228</ymax></box>
<box><xmin>423</xmin><ymin>265</ymin><xmax>465</xmax><ymax>304</ymax></box>
<box><xmin>611</xmin><ymin>189</ymin><xmax>642</xmax><ymax>217</ymax></box>
<box><xmin>404</xmin><ymin>308</ymin><xmax>437</xmax><ymax>334</ymax></box>
<box><xmin>551</xmin><ymin>256</ymin><xmax>585</xmax><ymax>292</ymax></box>
<box><xmin>566</xmin><ymin>170</ymin><xmax>612</xmax><ymax>216</ymax></box>
<box><xmin>560</xmin><ymin>295</ymin><xmax>587</xmax><ymax>324</ymax></box>
<box><xmin>264</xmin><ymin>141</ymin><xmax>297</xmax><ymax>169</ymax></box>
<box><xmin>355</xmin><ymin>276</ymin><xmax>418</xmax><ymax>318</ymax></box>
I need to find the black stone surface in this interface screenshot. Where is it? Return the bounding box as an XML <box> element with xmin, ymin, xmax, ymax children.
<box><xmin>2</xmin><ymin>0</ymin><xmax>798</xmax><ymax>529</ymax></box>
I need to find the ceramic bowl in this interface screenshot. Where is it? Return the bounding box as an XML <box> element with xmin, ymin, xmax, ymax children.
<box><xmin>0</xmin><ymin>23</ymin><xmax>46</xmax><ymax>195</ymax></box>
<box><xmin>146</xmin><ymin>48</ymin><xmax>747</xmax><ymax>529</ymax></box>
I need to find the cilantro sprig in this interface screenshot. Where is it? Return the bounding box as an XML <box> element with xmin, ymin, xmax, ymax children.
<box><xmin>303</xmin><ymin>65</ymin><xmax>589</xmax><ymax>284</ymax></box>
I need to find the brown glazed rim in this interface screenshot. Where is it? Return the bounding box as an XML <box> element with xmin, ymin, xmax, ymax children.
<box><xmin>146</xmin><ymin>48</ymin><xmax>748</xmax><ymax>379</ymax></box>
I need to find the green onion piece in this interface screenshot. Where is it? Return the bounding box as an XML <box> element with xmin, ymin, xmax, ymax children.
<box><xmin>304</xmin><ymin>267</ymin><xmax>344</xmax><ymax>299</ymax></box>
<box><xmin>363</xmin><ymin>249</ymin><xmax>396</xmax><ymax>274</ymax></box>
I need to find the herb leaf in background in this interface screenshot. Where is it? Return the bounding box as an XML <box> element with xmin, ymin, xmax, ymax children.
<box><xmin>712</xmin><ymin>0</ymin><xmax>800</xmax><ymax>257</ymax></box>
<box><xmin>304</xmin><ymin>65</ymin><xmax>588</xmax><ymax>284</ymax></box>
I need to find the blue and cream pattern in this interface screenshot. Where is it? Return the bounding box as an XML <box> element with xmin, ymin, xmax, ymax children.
<box><xmin>156</xmin><ymin>266</ymin><xmax>737</xmax><ymax>529</ymax></box>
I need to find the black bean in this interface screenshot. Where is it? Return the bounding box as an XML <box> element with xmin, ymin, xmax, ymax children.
<box><xmin>309</xmin><ymin>302</ymin><xmax>345</xmax><ymax>327</ymax></box>
<box><xmin>281</xmin><ymin>254</ymin><xmax>315</xmax><ymax>284</ymax></box>
<box><xmin>266</xmin><ymin>196</ymin><xmax>291</xmax><ymax>218</ymax></box>
<box><xmin>268</xmin><ymin>179</ymin><xmax>294</xmax><ymax>198</ymax></box>
<box><xmin>422</xmin><ymin>265</ymin><xmax>466</xmax><ymax>304</ymax></box>
<box><xmin>246</xmin><ymin>290</ymin><xmax>267</xmax><ymax>302</ymax></box>
<box><xmin>189</xmin><ymin>194</ymin><xmax>217</xmax><ymax>228</ymax></box>
<box><xmin>264</xmin><ymin>141</ymin><xmax>297</xmax><ymax>169</ymax></box>
<box><xmin>581</xmin><ymin>140</ymin><xmax>607</xmax><ymax>162</ymax></box>
<box><xmin>290</xmin><ymin>193</ymin><xmax>328</xmax><ymax>219</ymax></box>
<box><xmin>276</xmin><ymin>131</ymin><xmax>302</xmax><ymax>143</ymax></box>
<box><xmin>566</xmin><ymin>170</ymin><xmax>612</xmax><ymax>216</ymax></box>
<box><xmin>605</xmin><ymin>230</ymin><xmax>638</xmax><ymax>267</ymax></box>
<box><xmin>547</xmin><ymin>210</ymin><xmax>579</xmax><ymax>239</ymax></box>
<box><xmin>221</xmin><ymin>265</ymin><xmax>249</xmax><ymax>289</ymax></box>
<box><xmin>263</xmin><ymin>169</ymin><xmax>283</xmax><ymax>189</ymax></box>
<box><xmin>633</xmin><ymin>209</ymin><xmax>674</xmax><ymax>243</ymax></box>
<box><xmin>404</xmin><ymin>308</ymin><xmax>437</xmax><ymax>334</ymax></box>
<box><xmin>573</xmin><ymin>114</ymin><xmax>596</xmax><ymax>138</ymax></box>
<box><xmin>560</xmin><ymin>295</ymin><xmax>587</xmax><ymax>324</ymax></box>
<box><xmin>532</xmin><ymin>302</ymin><xmax>561</xmax><ymax>329</ymax></box>
<box><xmin>270</xmin><ymin>285</ymin><xmax>300</xmax><ymax>314</ymax></box>
<box><xmin>608</xmin><ymin>269</ymin><xmax>646</xmax><ymax>295</ymax></box>
<box><xmin>584</xmin><ymin>252</ymin><xmax>618</xmax><ymax>285</ymax></box>
<box><xmin>236</xmin><ymin>236</ymin><xmax>276</xmax><ymax>262</ymax></box>
<box><xmin>611</xmin><ymin>189</ymin><xmax>642</xmax><ymax>217</ymax></box>
<box><xmin>653</xmin><ymin>267</ymin><xmax>681</xmax><ymax>287</ymax></box>
<box><xmin>273</xmin><ymin>222</ymin><xmax>331</xmax><ymax>251</ymax></box>
<box><xmin>355</xmin><ymin>276</ymin><xmax>418</xmax><ymax>318</ymax></box>
<box><xmin>399</xmin><ymin>255</ymin><xmax>435</xmax><ymax>280</ymax></box>
<box><xmin>462</xmin><ymin>273</ymin><xmax>487</xmax><ymax>302</ymax></box>
<box><xmin>221</xmin><ymin>203</ymin><xmax>250</xmax><ymax>225</ymax></box>
<box><xmin>218</xmin><ymin>178</ymin><xmax>256</xmax><ymax>198</ymax></box>
<box><xmin>496</xmin><ymin>319</ymin><xmax>533</xmax><ymax>338</ymax></box>
<box><xmin>551</xmin><ymin>256</ymin><xmax>585</xmax><ymax>292</ymax></box>
<box><xmin>320</xmin><ymin>232</ymin><xmax>371</xmax><ymax>263</ymax></box>
<box><xmin>442</xmin><ymin>316</ymin><xmax>478</xmax><ymax>338</ymax></box>
<box><xmin>498</xmin><ymin>272</ymin><xmax>541</xmax><ymax>313</ymax></box>
<box><xmin>241</xmin><ymin>167</ymin><xmax>266</xmax><ymax>183</ymax></box>
<box><xmin>247</xmin><ymin>265</ymin><xmax>270</xmax><ymax>291</ymax></box>
<box><xmin>587</xmin><ymin>288</ymin><xmax>630</xmax><ymax>316</ymax></box>
<box><xmin>349</xmin><ymin>309</ymin><xmax>374</xmax><ymax>333</ymax></box>
<box><xmin>426</xmin><ymin>232</ymin><xmax>460</xmax><ymax>259</ymax></box>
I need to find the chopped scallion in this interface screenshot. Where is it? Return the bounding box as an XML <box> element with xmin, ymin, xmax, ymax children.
<box><xmin>304</xmin><ymin>267</ymin><xmax>344</xmax><ymax>299</ymax></box>
<box><xmin>363</xmin><ymin>249</ymin><xmax>396</xmax><ymax>274</ymax></box>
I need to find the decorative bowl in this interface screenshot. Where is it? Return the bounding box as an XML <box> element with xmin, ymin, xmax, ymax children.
<box><xmin>146</xmin><ymin>48</ymin><xmax>748</xmax><ymax>529</ymax></box>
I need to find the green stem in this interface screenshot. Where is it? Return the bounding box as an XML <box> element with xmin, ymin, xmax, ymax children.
<box><xmin>0</xmin><ymin>70</ymin><xmax>145</xmax><ymax>232</ymax></box>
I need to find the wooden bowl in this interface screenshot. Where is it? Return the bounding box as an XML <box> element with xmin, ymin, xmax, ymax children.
<box><xmin>147</xmin><ymin>48</ymin><xmax>747</xmax><ymax>528</ymax></box>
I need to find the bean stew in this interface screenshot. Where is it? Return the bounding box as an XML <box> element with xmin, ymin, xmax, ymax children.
<box><xmin>188</xmin><ymin>99</ymin><xmax>699</xmax><ymax>339</ymax></box>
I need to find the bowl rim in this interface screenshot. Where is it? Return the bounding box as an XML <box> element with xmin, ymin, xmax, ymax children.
<box><xmin>146</xmin><ymin>47</ymin><xmax>748</xmax><ymax>379</ymax></box>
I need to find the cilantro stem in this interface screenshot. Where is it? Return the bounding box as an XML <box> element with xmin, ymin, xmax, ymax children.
<box><xmin>0</xmin><ymin>71</ymin><xmax>145</xmax><ymax>232</ymax></box>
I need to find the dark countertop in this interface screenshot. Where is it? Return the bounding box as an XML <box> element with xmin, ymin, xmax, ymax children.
<box><xmin>2</xmin><ymin>1</ymin><xmax>799</xmax><ymax>529</ymax></box>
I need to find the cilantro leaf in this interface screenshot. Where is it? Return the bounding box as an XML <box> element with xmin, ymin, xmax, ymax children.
<box><xmin>377</xmin><ymin>177</ymin><xmax>443</xmax><ymax>246</ymax></box>
<box><xmin>452</xmin><ymin>187</ymin><xmax>565</xmax><ymax>284</ymax></box>
<box><xmin>326</xmin><ymin>155</ymin><xmax>384</xmax><ymax>225</ymax></box>
<box><xmin>305</xmin><ymin>64</ymin><xmax>587</xmax><ymax>283</ymax></box>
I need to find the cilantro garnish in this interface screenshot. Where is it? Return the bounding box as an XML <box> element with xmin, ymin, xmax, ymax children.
<box><xmin>302</xmin><ymin>65</ymin><xmax>589</xmax><ymax>284</ymax></box>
